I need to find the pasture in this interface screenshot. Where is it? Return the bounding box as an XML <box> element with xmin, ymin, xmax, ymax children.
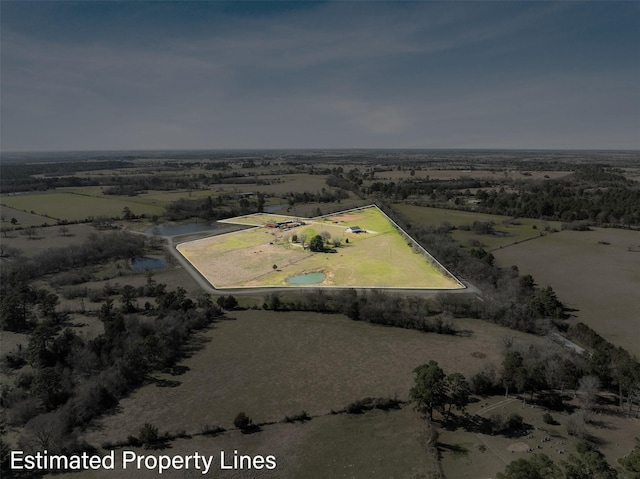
<box><xmin>492</xmin><ymin>227</ymin><xmax>640</xmax><ymax>357</ymax></box>
<box><xmin>0</xmin><ymin>192</ymin><xmax>164</xmax><ymax>222</ymax></box>
<box><xmin>82</xmin><ymin>309</ymin><xmax>548</xmax><ymax>447</ymax></box>
<box><xmin>394</xmin><ymin>204</ymin><xmax>563</xmax><ymax>250</ymax></box>
<box><xmin>0</xmin><ymin>204</ymin><xmax>53</xmax><ymax>228</ymax></box>
<box><xmin>439</xmin><ymin>392</ymin><xmax>639</xmax><ymax>479</ymax></box>
<box><xmin>177</xmin><ymin>206</ymin><xmax>463</xmax><ymax>289</ymax></box>
<box><xmin>58</xmin><ymin>407</ymin><xmax>437</xmax><ymax>479</ymax></box>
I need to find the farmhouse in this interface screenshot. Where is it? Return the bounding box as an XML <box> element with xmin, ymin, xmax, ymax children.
<box><xmin>346</xmin><ymin>226</ymin><xmax>364</xmax><ymax>233</ymax></box>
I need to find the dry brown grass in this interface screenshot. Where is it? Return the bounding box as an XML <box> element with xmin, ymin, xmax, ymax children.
<box><xmin>82</xmin><ymin>310</ymin><xmax>546</xmax><ymax>448</ymax></box>
<box><xmin>493</xmin><ymin>228</ymin><xmax>640</xmax><ymax>357</ymax></box>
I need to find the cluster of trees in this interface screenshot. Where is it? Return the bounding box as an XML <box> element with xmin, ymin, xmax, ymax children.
<box><xmin>0</xmin><ymin>160</ymin><xmax>132</xmax><ymax>193</ymax></box>
<box><xmin>378</xmin><ymin>203</ymin><xmax>564</xmax><ymax>333</ymax></box>
<box><xmin>0</xmin><ymin>283</ymin><xmax>223</xmax><ymax>460</ymax></box>
<box><xmin>467</xmin><ymin>336</ymin><xmax>639</xmax><ymax>420</ymax></box>
<box><xmin>262</xmin><ymin>289</ymin><xmax>457</xmax><ymax>334</ymax></box>
<box><xmin>496</xmin><ymin>441</ymin><xmax>619</xmax><ymax>479</ymax></box>
<box><xmin>410</xmin><ymin>360</ymin><xmax>471</xmax><ymax>420</ymax></box>
<box><xmin>473</xmin><ymin>166</ymin><xmax>640</xmax><ymax>227</ymax></box>
<box><xmin>283</xmin><ymin>188</ymin><xmax>349</xmax><ymax>206</ymax></box>
<box><xmin>1</xmin><ymin>233</ymin><xmax>145</xmax><ymax>331</ymax></box>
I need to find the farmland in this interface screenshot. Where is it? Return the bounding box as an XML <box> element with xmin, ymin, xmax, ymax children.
<box><xmin>1</xmin><ymin>150</ymin><xmax>639</xmax><ymax>479</ymax></box>
<box><xmin>394</xmin><ymin>204</ymin><xmax>564</xmax><ymax>251</ymax></box>
<box><xmin>177</xmin><ymin>206</ymin><xmax>463</xmax><ymax>289</ymax></box>
<box><xmin>493</xmin><ymin>227</ymin><xmax>640</xmax><ymax>357</ymax></box>
<box><xmin>0</xmin><ymin>191</ymin><xmax>164</xmax><ymax>222</ymax></box>
<box><xmin>77</xmin><ymin>310</ymin><xmax>548</xmax><ymax>478</ymax></box>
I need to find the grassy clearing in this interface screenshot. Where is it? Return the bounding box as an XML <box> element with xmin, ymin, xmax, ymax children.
<box><xmin>372</xmin><ymin>169</ymin><xmax>572</xmax><ymax>182</ymax></box>
<box><xmin>178</xmin><ymin>206</ymin><xmax>462</xmax><ymax>289</ymax></box>
<box><xmin>440</xmin><ymin>393</ymin><xmax>639</xmax><ymax>479</ymax></box>
<box><xmin>1</xmin><ymin>192</ymin><xmax>165</xmax><ymax>222</ymax></box>
<box><xmin>394</xmin><ymin>204</ymin><xmax>563</xmax><ymax>250</ymax></box>
<box><xmin>493</xmin><ymin>228</ymin><xmax>640</xmax><ymax>357</ymax></box>
<box><xmin>0</xmin><ymin>204</ymin><xmax>54</xmax><ymax>228</ymax></box>
<box><xmin>83</xmin><ymin>310</ymin><xmax>546</xmax><ymax>448</ymax></box>
<box><xmin>57</xmin><ymin>407</ymin><xmax>437</xmax><ymax>479</ymax></box>
<box><xmin>0</xmin><ymin>223</ymin><xmax>103</xmax><ymax>257</ymax></box>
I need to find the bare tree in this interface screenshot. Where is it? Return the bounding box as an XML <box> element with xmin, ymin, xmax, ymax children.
<box><xmin>578</xmin><ymin>375</ymin><xmax>601</xmax><ymax>411</ymax></box>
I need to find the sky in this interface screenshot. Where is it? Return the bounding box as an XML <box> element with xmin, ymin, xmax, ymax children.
<box><xmin>1</xmin><ymin>1</ymin><xmax>639</xmax><ymax>151</ymax></box>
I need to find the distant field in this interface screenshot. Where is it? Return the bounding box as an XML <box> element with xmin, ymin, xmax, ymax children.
<box><xmin>394</xmin><ymin>204</ymin><xmax>563</xmax><ymax>250</ymax></box>
<box><xmin>0</xmin><ymin>192</ymin><xmax>165</xmax><ymax>221</ymax></box>
<box><xmin>83</xmin><ymin>310</ymin><xmax>547</xmax><ymax>447</ymax></box>
<box><xmin>493</xmin><ymin>228</ymin><xmax>640</xmax><ymax>357</ymax></box>
<box><xmin>0</xmin><ymin>204</ymin><xmax>53</xmax><ymax>228</ymax></box>
<box><xmin>375</xmin><ymin>169</ymin><xmax>572</xmax><ymax>182</ymax></box>
<box><xmin>178</xmin><ymin>206</ymin><xmax>463</xmax><ymax>289</ymax></box>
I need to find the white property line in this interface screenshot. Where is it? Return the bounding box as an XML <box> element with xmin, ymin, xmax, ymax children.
<box><xmin>177</xmin><ymin>204</ymin><xmax>465</xmax><ymax>290</ymax></box>
<box><xmin>370</xmin><ymin>205</ymin><xmax>466</xmax><ymax>289</ymax></box>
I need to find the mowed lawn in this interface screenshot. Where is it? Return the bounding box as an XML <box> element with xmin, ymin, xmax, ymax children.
<box><xmin>1</xmin><ymin>192</ymin><xmax>164</xmax><ymax>221</ymax></box>
<box><xmin>82</xmin><ymin>310</ymin><xmax>547</xmax><ymax>448</ymax></box>
<box><xmin>493</xmin><ymin>228</ymin><xmax>640</xmax><ymax>357</ymax></box>
<box><xmin>178</xmin><ymin>206</ymin><xmax>462</xmax><ymax>289</ymax></box>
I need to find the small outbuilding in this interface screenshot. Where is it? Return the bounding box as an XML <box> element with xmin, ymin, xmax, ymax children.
<box><xmin>345</xmin><ymin>226</ymin><xmax>364</xmax><ymax>233</ymax></box>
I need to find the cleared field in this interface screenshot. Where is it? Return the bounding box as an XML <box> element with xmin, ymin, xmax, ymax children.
<box><xmin>0</xmin><ymin>204</ymin><xmax>54</xmax><ymax>228</ymax></box>
<box><xmin>178</xmin><ymin>206</ymin><xmax>462</xmax><ymax>289</ymax></box>
<box><xmin>493</xmin><ymin>228</ymin><xmax>640</xmax><ymax>357</ymax></box>
<box><xmin>82</xmin><ymin>310</ymin><xmax>547</xmax><ymax>447</ymax></box>
<box><xmin>56</xmin><ymin>407</ymin><xmax>437</xmax><ymax>479</ymax></box>
<box><xmin>0</xmin><ymin>192</ymin><xmax>164</xmax><ymax>222</ymax></box>
<box><xmin>440</xmin><ymin>393</ymin><xmax>639</xmax><ymax>479</ymax></box>
<box><xmin>395</xmin><ymin>204</ymin><xmax>563</xmax><ymax>250</ymax></box>
<box><xmin>375</xmin><ymin>169</ymin><xmax>572</xmax><ymax>182</ymax></box>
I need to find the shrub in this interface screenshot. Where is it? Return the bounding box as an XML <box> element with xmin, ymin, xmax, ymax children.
<box><xmin>233</xmin><ymin>412</ymin><xmax>252</xmax><ymax>430</ymax></box>
<box><xmin>201</xmin><ymin>424</ymin><xmax>225</xmax><ymax>436</ymax></box>
<box><xmin>138</xmin><ymin>423</ymin><xmax>159</xmax><ymax>449</ymax></box>
<box><xmin>507</xmin><ymin>413</ymin><xmax>524</xmax><ymax>430</ymax></box>
<box><xmin>542</xmin><ymin>412</ymin><xmax>558</xmax><ymax>425</ymax></box>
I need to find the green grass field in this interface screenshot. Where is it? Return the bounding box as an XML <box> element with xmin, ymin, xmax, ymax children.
<box><xmin>178</xmin><ymin>206</ymin><xmax>463</xmax><ymax>289</ymax></box>
<box><xmin>0</xmin><ymin>192</ymin><xmax>165</xmax><ymax>222</ymax></box>
<box><xmin>394</xmin><ymin>204</ymin><xmax>563</xmax><ymax>250</ymax></box>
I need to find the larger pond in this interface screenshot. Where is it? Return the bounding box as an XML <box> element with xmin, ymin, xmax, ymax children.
<box><xmin>144</xmin><ymin>222</ymin><xmax>218</xmax><ymax>236</ymax></box>
<box><xmin>286</xmin><ymin>272</ymin><xmax>325</xmax><ymax>285</ymax></box>
<box><xmin>131</xmin><ymin>257</ymin><xmax>166</xmax><ymax>272</ymax></box>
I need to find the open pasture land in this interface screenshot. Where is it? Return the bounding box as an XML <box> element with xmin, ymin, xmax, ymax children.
<box><xmin>60</xmin><ymin>407</ymin><xmax>437</xmax><ymax>479</ymax></box>
<box><xmin>493</xmin><ymin>228</ymin><xmax>640</xmax><ymax>357</ymax></box>
<box><xmin>82</xmin><ymin>310</ymin><xmax>547</xmax><ymax>447</ymax></box>
<box><xmin>59</xmin><ymin>186</ymin><xmax>222</xmax><ymax>207</ymax></box>
<box><xmin>0</xmin><ymin>223</ymin><xmax>104</xmax><ymax>257</ymax></box>
<box><xmin>440</xmin><ymin>393</ymin><xmax>639</xmax><ymax>479</ymax></box>
<box><xmin>177</xmin><ymin>206</ymin><xmax>462</xmax><ymax>289</ymax></box>
<box><xmin>373</xmin><ymin>168</ymin><xmax>572</xmax><ymax>182</ymax></box>
<box><xmin>395</xmin><ymin>204</ymin><xmax>563</xmax><ymax>250</ymax></box>
<box><xmin>0</xmin><ymin>204</ymin><xmax>53</xmax><ymax>228</ymax></box>
<box><xmin>214</xmin><ymin>173</ymin><xmax>330</xmax><ymax>196</ymax></box>
<box><xmin>0</xmin><ymin>192</ymin><xmax>165</xmax><ymax>222</ymax></box>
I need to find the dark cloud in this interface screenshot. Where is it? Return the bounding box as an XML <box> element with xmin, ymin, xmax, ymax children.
<box><xmin>1</xmin><ymin>1</ymin><xmax>638</xmax><ymax>150</ymax></box>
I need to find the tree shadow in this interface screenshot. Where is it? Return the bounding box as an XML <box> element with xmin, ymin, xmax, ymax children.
<box><xmin>240</xmin><ymin>424</ymin><xmax>262</xmax><ymax>435</ymax></box>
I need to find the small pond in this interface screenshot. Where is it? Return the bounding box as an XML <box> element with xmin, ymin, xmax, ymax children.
<box><xmin>286</xmin><ymin>272</ymin><xmax>325</xmax><ymax>285</ymax></box>
<box><xmin>145</xmin><ymin>222</ymin><xmax>218</xmax><ymax>236</ymax></box>
<box><xmin>131</xmin><ymin>257</ymin><xmax>166</xmax><ymax>272</ymax></box>
<box><xmin>263</xmin><ymin>203</ymin><xmax>288</xmax><ymax>213</ymax></box>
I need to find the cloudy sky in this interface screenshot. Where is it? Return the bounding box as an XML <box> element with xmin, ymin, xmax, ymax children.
<box><xmin>1</xmin><ymin>1</ymin><xmax>638</xmax><ymax>151</ymax></box>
